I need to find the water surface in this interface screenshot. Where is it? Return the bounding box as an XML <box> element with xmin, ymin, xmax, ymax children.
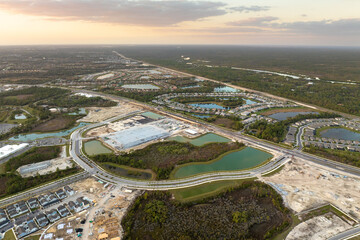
<box><xmin>320</xmin><ymin>128</ymin><xmax>360</xmax><ymax>141</ymax></box>
<box><xmin>269</xmin><ymin>111</ymin><xmax>318</xmax><ymax>121</ymax></box>
<box><xmin>10</xmin><ymin>122</ymin><xmax>89</xmax><ymax>141</ymax></box>
<box><xmin>122</xmin><ymin>84</ymin><xmax>160</xmax><ymax>90</ymax></box>
<box><xmin>84</xmin><ymin>140</ymin><xmax>112</xmax><ymax>155</ymax></box>
<box><xmin>173</xmin><ymin>147</ymin><xmax>272</xmax><ymax>178</ymax></box>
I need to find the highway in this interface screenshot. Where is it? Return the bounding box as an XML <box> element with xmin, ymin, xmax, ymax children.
<box><xmin>0</xmin><ymin>172</ymin><xmax>89</xmax><ymax>208</ymax></box>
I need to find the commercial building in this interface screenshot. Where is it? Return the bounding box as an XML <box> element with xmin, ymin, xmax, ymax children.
<box><xmin>0</xmin><ymin>143</ymin><xmax>29</xmax><ymax>159</ymax></box>
<box><xmin>103</xmin><ymin>125</ymin><xmax>170</xmax><ymax>150</ymax></box>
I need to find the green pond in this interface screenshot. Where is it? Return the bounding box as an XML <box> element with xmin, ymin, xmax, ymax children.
<box><xmin>141</xmin><ymin>111</ymin><xmax>164</xmax><ymax>120</ymax></box>
<box><xmin>168</xmin><ymin>133</ymin><xmax>230</xmax><ymax>146</ymax></box>
<box><xmin>84</xmin><ymin>140</ymin><xmax>113</xmax><ymax>155</ymax></box>
<box><xmin>173</xmin><ymin>147</ymin><xmax>272</xmax><ymax>179</ymax></box>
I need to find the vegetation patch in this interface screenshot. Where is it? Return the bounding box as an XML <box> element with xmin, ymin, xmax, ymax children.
<box><xmin>247</xmin><ymin>112</ymin><xmax>340</xmax><ymax>143</ymax></box>
<box><xmin>0</xmin><ymin>167</ymin><xmax>79</xmax><ymax>199</ymax></box>
<box><xmin>122</xmin><ymin>181</ymin><xmax>291</xmax><ymax>240</ymax></box>
<box><xmin>30</xmin><ymin>115</ymin><xmax>79</xmax><ymax>132</ymax></box>
<box><xmin>40</xmin><ymin>94</ymin><xmax>116</xmax><ymax>108</ymax></box>
<box><xmin>92</xmin><ymin>141</ymin><xmax>243</xmax><ymax>179</ymax></box>
<box><xmin>171</xmin><ymin>178</ymin><xmax>256</xmax><ymax>203</ymax></box>
<box><xmin>304</xmin><ymin>146</ymin><xmax>360</xmax><ymax>167</ymax></box>
<box><xmin>5</xmin><ymin>146</ymin><xmax>61</xmax><ymax>172</ymax></box>
<box><xmin>259</xmin><ymin>107</ymin><xmax>315</xmax><ymax>116</ymax></box>
<box><xmin>0</xmin><ymin>87</ymin><xmax>68</xmax><ymax>106</ymax></box>
<box><xmin>101</xmin><ymin>162</ymin><xmax>155</xmax><ymax>180</ymax></box>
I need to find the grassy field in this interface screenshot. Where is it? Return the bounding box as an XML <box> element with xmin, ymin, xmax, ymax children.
<box><xmin>0</xmin><ymin>163</ymin><xmax>6</xmax><ymax>174</ymax></box>
<box><xmin>101</xmin><ymin>162</ymin><xmax>156</xmax><ymax>180</ymax></box>
<box><xmin>30</xmin><ymin>115</ymin><xmax>78</xmax><ymax>132</ymax></box>
<box><xmin>24</xmin><ymin>235</ymin><xmax>40</xmax><ymax>240</ymax></box>
<box><xmin>171</xmin><ymin>178</ymin><xmax>256</xmax><ymax>202</ymax></box>
<box><xmin>3</xmin><ymin>230</ymin><xmax>16</xmax><ymax>240</ymax></box>
<box><xmin>262</xmin><ymin>165</ymin><xmax>285</xmax><ymax>177</ymax></box>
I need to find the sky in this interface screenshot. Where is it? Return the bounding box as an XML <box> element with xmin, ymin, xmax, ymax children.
<box><xmin>0</xmin><ymin>0</ymin><xmax>359</xmax><ymax>46</ymax></box>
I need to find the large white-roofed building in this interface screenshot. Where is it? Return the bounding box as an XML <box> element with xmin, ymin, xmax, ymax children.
<box><xmin>0</xmin><ymin>143</ymin><xmax>29</xmax><ymax>159</ymax></box>
<box><xmin>102</xmin><ymin>125</ymin><xmax>170</xmax><ymax>150</ymax></box>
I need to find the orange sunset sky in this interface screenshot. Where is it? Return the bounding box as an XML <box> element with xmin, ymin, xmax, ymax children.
<box><xmin>0</xmin><ymin>0</ymin><xmax>359</xmax><ymax>45</ymax></box>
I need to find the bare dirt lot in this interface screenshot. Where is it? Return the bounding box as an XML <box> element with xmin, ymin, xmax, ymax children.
<box><xmin>263</xmin><ymin>159</ymin><xmax>360</xmax><ymax>218</ymax></box>
<box><xmin>286</xmin><ymin>212</ymin><xmax>352</xmax><ymax>240</ymax></box>
<box><xmin>80</xmin><ymin>104</ymin><xmax>142</xmax><ymax>123</ymax></box>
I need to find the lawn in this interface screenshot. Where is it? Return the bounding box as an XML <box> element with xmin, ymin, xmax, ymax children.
<box><xmin>3</xmin><ymin>230</ymin><xmax>16</xmax><ymax>240</ymax></box>
<box><xmin>24</xmin><ymin>235</ymin><xmax>40</xmax><ymax>240</ymax></box>
<box><xmin>171</xmin><ymin>178</ymin><xmax>256</xmax><ymax>202</ymax></box>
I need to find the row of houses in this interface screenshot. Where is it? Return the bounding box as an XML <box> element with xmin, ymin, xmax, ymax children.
<box><xmin>304</xmin><ymin>142</ymin><xmax>360</xmax><ymax>152</ymax></box>
<box><xmin>284</xmin><ymin>126</ymin><xmax>298</xmax><ymax>145</ymax></box>
<box><xmin>15</xmin><ymin>196</ymin><xmax>90</xmax><ymax>239</ymax></box>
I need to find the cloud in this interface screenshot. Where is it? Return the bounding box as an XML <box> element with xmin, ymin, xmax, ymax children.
<box><xmin>0</xmin><ymin>0</ymin><xmax>227</xmax><ymax>26</ymax></box>
<box><xmin>277</xmin><ymin>18</ymin><xmax>360</xmax><ymax>35</ymax></box>
<box><xmin>227</xmin><ymin>16</ymin><xmax>278</xmax><ymax>27</ymax></box>
<box><xmin>229</xmin><ymin>6</ymin><xmax>270</xmax><ymax>13</ymax></box>
<box><xmin>226</xmin><ymin>17</ymin><xmax>360</xmax><ymax>36</ymax></box>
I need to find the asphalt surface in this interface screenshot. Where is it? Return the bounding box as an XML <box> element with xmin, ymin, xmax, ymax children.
<box><xmin>328</xmin><ymin>226</ymin><xmax>360</xmax><ymax>240</ymax></box>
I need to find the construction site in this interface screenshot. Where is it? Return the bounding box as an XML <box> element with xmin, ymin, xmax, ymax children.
<box><xmin>262</xmin><ymin>158</ymin><xmax>360</xmax><ymax>239</ymax></box>
<box><xmin>40</xmin><ymin>178</ymin><xmax>138</xmax><ymax>240</ymax></box>
<box><xmin>80</xmin><ymin>104</ymin><xmax>142</xmax><ymax>123</ymax></box>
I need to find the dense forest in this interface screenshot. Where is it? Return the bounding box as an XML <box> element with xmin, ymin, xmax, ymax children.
<box><xmin>41</xmin><ymin>95</ymin><xmax>117</xmax><ymax>108</ymax></box>
<box><xmin>122</xmin><ymin>181</ymin><xmax>291</xmax><ymax>240</ymax></box>
<box><xmin>0</xmin><ymin>87</ymin><xmax>69</xmax><ymax>106</ymax></box>
<box><xmin>92</xmin><ymin>141</ymin><xmax>243</xmax><ymax>179</ymax></box>
<box><xmin>116</xmin><ymin>45</ymin><xmax>360</xmax><ymax>116</ymax></box>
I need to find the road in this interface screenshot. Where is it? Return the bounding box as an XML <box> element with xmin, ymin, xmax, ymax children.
<box><xmin>328</xmin><ymin>226</ymin><xmax>360</xmax><ymax>240</ymax></box>
<box><xmin>0</xmin><ymin>172</ymin><xmax>89</xmax><ymax>208</ymax></box>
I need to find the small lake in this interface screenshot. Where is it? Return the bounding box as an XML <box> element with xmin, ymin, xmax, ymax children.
<box><xmin>320</xmin><ymin>128</ymin><xmax>360</xmax><ymax>141</ymax></box>
<box><xmin>141</xmin><ymin>111</ymin><xmax>164</xmax><ymax>120</ymax></box>
<box><xmin>214</xmin><ymin>86</ymin><xmax>239</xmax><ymax>92</ymax></box>
<box><xmin>68</xmin><ymin>108</ymin><xmax>86</xmax><ymax>115</ymax></box>
<box><xmin>173</xmin><ymin>147</ymin><xmax>272</xmax><ymax>179</ymax></box>
<box><xmin>168</xmin><ymin>133</ymin><xmax>230</xmax><ymax>146</ymax></box>
<box><xmin>269</xmin><ymin>111</ymin><xmax>318</xmax><ymax>121</ymax></box>
<box><xmin>10</xmin><ymin>122</ymin><xmax>90</xmax><ymax>141</ymax></box>
<box><xmin>189</xmin><ymin>103</ymin><xmax>229</xmax><ymax>110</ymax></box>
<box><xmin>122</xmin><ymin>84</ymin><xmax>160</xmax><ymax>90</ymax></box>
<box><xmin>84</xmin><ymin>140</ymin><xmax>112</xmax><ymax>155</ymax></box>
<box><xmin>14</xmin><ymin>114</ymin><xmax>27</xmax><ymax>120</ymax></box>
<box><xmin>102</xmin><ymin>163</ymin><xmax>153</xmax><ymax>180</ymax></box>
<box><xmin>244</xmin><ymin>99</ymin><xmax>257</xmax><ymax>105</ymax></box>
<box><xmin>191</xmin><ymin>114</ymin><xmax>211</xmax><ymax>119</ymax></box>
<box><xmin>147</xmin><ymin>70</ymin><xmax>162</xmax><ymax>74</ymax></box>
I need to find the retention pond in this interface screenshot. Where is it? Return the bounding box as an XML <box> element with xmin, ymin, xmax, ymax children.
<box><xmin>172</xmin><ymin>147</ymin><xmax>272</xmax><ymax>179</ymax></box>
